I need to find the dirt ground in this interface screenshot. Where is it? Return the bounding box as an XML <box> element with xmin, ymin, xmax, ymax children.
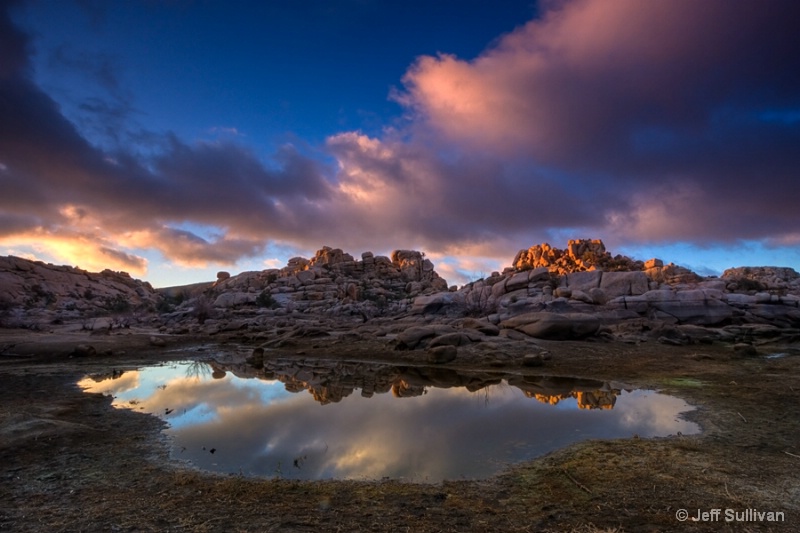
<box><xmin>1</xmin><ymin>326</ymin><xmax>798</xmax><ymax>532</ymax></box>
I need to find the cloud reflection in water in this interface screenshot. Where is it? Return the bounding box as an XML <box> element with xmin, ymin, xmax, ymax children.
<box><xmin>80</xmin><ymin>361</ymin><xmax>699</xmax><ymax>482</ymax></box>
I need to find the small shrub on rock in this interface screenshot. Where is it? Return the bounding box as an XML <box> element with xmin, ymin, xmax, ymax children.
<box><xmin>193</xmin><ymin>295</ymin><xmax>214</xmax><ymax>324</ymax></box>
<box><xmin>256</xmin><ymin>290</ymin><xmax>278</xmax><ymax>308</ymax></box>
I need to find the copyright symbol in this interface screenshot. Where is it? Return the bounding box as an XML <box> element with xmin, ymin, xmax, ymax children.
<box><xmin>676</xmin><ymin>509</ymin><xmax>689</xmax><ymax>521</ymax></box>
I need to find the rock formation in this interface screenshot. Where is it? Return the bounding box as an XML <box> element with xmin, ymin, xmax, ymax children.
<box><xmin>721</xmin><ymin>266</ymin><xmax>800</xmax><ymax>293</ymax></box>
<box><xmin>0</xmin><ymin>255</ymin><xmax>161</xmax><ymax>328</ymax></box>
<box><xmin>413</xmin><ymin>239</ymin><xmax>800</xmax><ymax>341</ymax></box>
<box><xmin>203</xmin><ymin>245</ymin><xmax>448</xmax><ymax>316</ymax></box>
<box><xmin>513</xmin><ymin>239</ymin><xmax>643</xmax><ymax>274</ymax></box>
<box><xmin>3</xmin><ymin>238</ymin><xmax>799</xmax><ymax>349</ymax></box>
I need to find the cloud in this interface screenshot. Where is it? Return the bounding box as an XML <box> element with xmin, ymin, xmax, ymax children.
<box><xmin>395</xmin><ymin>0</ymin><xmax>800</xmax><ymax>244</ymax></box>
<box><xmin>0</xmin><ymin>230</ymin><xmax>148</xmax><ymax>274</ymax></box>
<box><xmin>2</xmin><ymin>0</ymin><xmax>800</xmax><ymax>278</ymax></box>
<box><xmin>326</xmin><ymin>131</ymin><xmax>603</xmax><ymax>249</ymax></box>
<box><xmin>0</xmin><ymin>5</ymin><xmax>334</xmax><ymax>272</ymax></box>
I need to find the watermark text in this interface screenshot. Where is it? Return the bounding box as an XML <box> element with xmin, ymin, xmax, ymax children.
<box><xmin>676</xmin><ymin>508</ymin><xmax>785</xmax><ymax>523</ymax></box>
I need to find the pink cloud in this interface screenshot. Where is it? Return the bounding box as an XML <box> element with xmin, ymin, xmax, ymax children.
<box><xmin>2</xmin><ymin>0</ymin><xmax>800</xmax><ymax>276</ymax></box>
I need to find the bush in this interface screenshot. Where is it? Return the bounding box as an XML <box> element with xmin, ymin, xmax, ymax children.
<box><xmin>736</xmin><ymin>278</ymin><xmax>766</xmax><ymax>292</ymax></box>
<box><xmin>193</xmin><ymin>295</ymin><xmax>214</xmax><ymax>323</ymax></box>
<box><xmin>156</xmin><ymin>298</ymin><xmax>174</xmax><ymax>314</ymax></box>
<box><xmin>255</xmin><ymin>290</ymin><xmax>278</xmax><ymax>308</ymax></box>
<box><xmin>102</xmin><ymin>294</ymin><xmax>131</xmax><ymax>313</ymax></box>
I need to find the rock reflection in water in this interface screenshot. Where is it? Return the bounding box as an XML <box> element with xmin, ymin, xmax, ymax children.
<box><xmin>80</xmin><ymin>359</ymin><xmax>699</xmax><ymax>482</ymax></box>
<box><xmin>222</xmin><ymin>358</ymin><xmax>623</xmax><ymax>410</ymax></box>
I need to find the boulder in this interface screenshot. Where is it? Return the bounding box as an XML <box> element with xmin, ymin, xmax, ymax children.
<box><xmin>527</xmin><ymin>267</ymin><xmax>551</xmax><ymax>283</ymax></box>
<box><xmin>296</xmin><ymin>270</ymin><xmax>316</xmax><ymax>283</ymax></box>
<box><xmin>649</xmin><ymin>290</ymin><xmax>734</xmax><ymax>325</ymax></box>
<box><xmin>427</xmin><ymin>345</ymin><xmax>457</xmax><ymax>364</ymax></box>
<box><xmin>732</xmin><ymin>343</ymin><xmax>759</xmax><ymax>357</ymax></box>
<box><xmin>461</xmin><ymin>317</ymin><xmax>500</xmax><ymax>336</ymax></box>
<box><xmin>500</xmin><ymin>312</ymin><xmax>600</xmax><ymax>340</ymax></box>
<box><xmin>428</xmin><ymin>332</ymin><xmax>477</xmax><ymax>348</ymax></box>
<box><xmin>309</xmin><ymin>246</ymin><xmax>352</xmax><ymax>267</ymax></box>
<box><xmin>72</xmin><ymin>344</ymin><xmax>96</xmax><ymax>357</ymax></box>
<box><xmin>410</xmin><ymin>292</ymin><xmax>464</xmax><ymax>315</ymax></box>
<box><xmin>554</xmin><ymin>287</ymin><xmax>572</xmax><ymax>298</ymax></box>
<box><xmin>212</xmin><ymin>292</ymin><xmax>256</xmax><ymax>308</ymax></box>
<box><xmin>570</xmin><ymin>290</ymin><xmax>594</xmax><ymax>304</ymax></box>
<box><xmin>644</xmin><ymin>258</ymin><xmax>663</xmax><ymax>269</ymax></box>
<box><xmin>491</xmin><ymin>278</ymin><xmax>509</xmax><ymax>299</ymax></box>
<box><xmin>396</xmin><ymin>326</ymin><xmax>438</xmax><ymax>349</ymax></box>
<box><xmin>588</xmin><ymin>288</ymin><xmax>608</xmax><ymax>305</ymax></box>
<box><xmin>599</xmin><ymin>271</ymin><xmax>649</xmax><ymax>298</ymax></box>
<box><xmin>505</xmin><ymin>271</ymin><xmax>531</xmax><ymax>292</ymax></box>
<box><xmin>522</xmin><ymin>353</ymin><xmax>545</xmax><ymax>367</ymax></box>
<box><xmin>566</xmin><ymin>271</ymin><xmax>602</xmax><ymax>292</ymax></box>
<box><xmin>149</xmin><ymin>336</ymin><xmax>166</xmax><ymax>347</ymax></box>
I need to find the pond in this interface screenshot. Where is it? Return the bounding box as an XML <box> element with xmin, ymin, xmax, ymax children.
<box><xmin>79</xmin><ymin>358</ymin><xmax>700</xmax><ymax>482</ymax></box>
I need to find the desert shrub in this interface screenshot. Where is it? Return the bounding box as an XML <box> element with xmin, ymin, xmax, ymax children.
<box><xmin>255</xmin><ymin>290</ymin><xmax>278</xmax><ymax>308</ymax></box>
<box><xmin>155</xmin><ymin>290</ymin><xmax>191</xmax><ymax>314</ymax></box>
<box><xmin>172</xmin><ymin>290</ymin><xmax>188</xmax><ymax>305</ymax></box>
<box><xmin>0</xmin><ymin>297</ymin><xmax>13</xmax><ymax>327</ymax></box>
<box><xmin>102</xmin><ymin>294</ymin><xmax>131</xmax><ymax>313</ymax></box>
<box><xmin>735</xmin><ymin>278</ymin><xmax>766</xmax><ymax>292</ymax></box>
<box><xmin>193</xmin><ymin>295</ymin><xmax>214</xmax><ymax>323</ymax></box>
<box><xmin>156</xmin><ymin>298</ymin><xmax>174</xmax><ymax>314</ymax></box>
<box><xmin>24</xmin><ymin>284</ymin><xmax>57</xmax><ymax>309</ymax></box>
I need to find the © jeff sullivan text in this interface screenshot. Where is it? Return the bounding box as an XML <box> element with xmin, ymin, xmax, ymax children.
<box><xmin>675</xmin><ymin>508</ymin><xmax>785</xmax><ymax>522</ymax></box>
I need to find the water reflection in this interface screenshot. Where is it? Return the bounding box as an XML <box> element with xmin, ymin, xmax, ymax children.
<box><xmin>79</xmin><ymin>359</ymin><xmax>700</xmax><ymax>482</ymax></box>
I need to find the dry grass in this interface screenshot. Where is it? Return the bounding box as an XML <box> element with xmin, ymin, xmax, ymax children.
<box><xmin>1</xmin><ymin>335</ymin><xmax>799</xmax><ymax>532</ymax></box>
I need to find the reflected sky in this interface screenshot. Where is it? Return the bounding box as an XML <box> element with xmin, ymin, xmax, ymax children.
<box><xmin>79</xmin><ymin>361</ymin><xmax>700</xmax><ymax>482</ymax></box>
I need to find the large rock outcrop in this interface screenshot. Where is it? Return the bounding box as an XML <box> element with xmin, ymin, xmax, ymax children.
<box><xmin>0</xmin><ymin>256</ymin><xmax>161</xmax><ymax>327</ymax></box>
<box><xmin>721</xmin><ymin>266</ymin><xmax>800</xmax><ymax>293</ymax></box>
<box><xmin>411</xmin><ymin>239</ymin><xmax>800</xmax><ymax>337</ymax></box>
<box><xmin>205</xmin><ymin>246</ymin><xmax>448</xmax><ymax>315</ymax></box>
<box><xmin>513</xmin><ymin>239</ymin><xmax>643</xmax><ymax>274</ymax></box>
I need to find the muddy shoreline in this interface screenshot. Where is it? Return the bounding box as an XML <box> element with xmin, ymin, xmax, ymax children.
<box><xmin>1</xmin><ymin>329</ymin><xmax>798</xmax><ymax>532</ymax></box>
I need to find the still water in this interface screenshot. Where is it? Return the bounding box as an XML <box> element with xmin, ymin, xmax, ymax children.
<box><xmin>80</xmin><ymin>358</ymin><xmax>700</xmax><ymax>482</ymax></box>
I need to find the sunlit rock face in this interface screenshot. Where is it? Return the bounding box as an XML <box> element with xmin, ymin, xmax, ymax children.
<box><xmin>0</xmin><ymin>255</ymin><xmax>161</xmax><ymax>325</ymax></box>
<box><xmin>512</xmin><ymin>239</ymin><xmax>643</xmax><ymax>275</ymax></box>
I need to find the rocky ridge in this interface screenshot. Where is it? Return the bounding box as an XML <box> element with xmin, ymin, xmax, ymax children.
<box><xmin>414</xmin><ymin>239</ymin><xmax>800</xmax><ymax>338</ymax></box>
<box><xmin>2</xmin><ymin>239</ymin><xmax>800</xmax><ymax>354</ymax></box>
<box><xmin>0</xmin><ymin>255</ymin><xmax>160</xmax><ymax>328</ymax></box>
<box><xmin>202</xmin><ymin>246</ymin><xmax>447</xmax><ymax>315</ymax></box>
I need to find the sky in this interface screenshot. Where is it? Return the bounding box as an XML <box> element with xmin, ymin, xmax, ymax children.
<box><xmin>2</xmin><ymin>0</ymin><xmax>800</xmax><ymax>288</ymax></box>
